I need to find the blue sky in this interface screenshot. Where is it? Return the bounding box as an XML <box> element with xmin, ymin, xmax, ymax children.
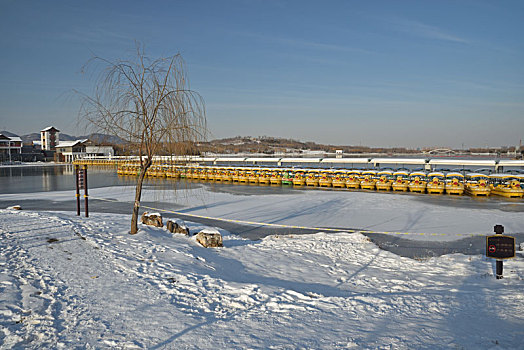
<box><xmin>0</xmin><ymin>0</ymin><xmax>523</xmax><ymax>148</ymax></box>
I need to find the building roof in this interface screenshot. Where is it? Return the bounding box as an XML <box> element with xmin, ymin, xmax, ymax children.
<box><xmin>0</xmin><ymin>134</ymin><xmax>22</xmax><ymax>142</ymax></box>
<box><xmin>56</xmin><ymin>139</ymin><xmax>88</xmax><ymax>148</ymax></box>
<box><xmin>41</xmin><ymin>126</ymin><xmax>60</xmax><ymax>132</ymax></box>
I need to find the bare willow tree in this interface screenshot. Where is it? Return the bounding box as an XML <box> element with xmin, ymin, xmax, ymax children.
<box><xmin>79</xmin><ymin>45</ymin><xmax>206</xmax><ymax>234</ymax></box>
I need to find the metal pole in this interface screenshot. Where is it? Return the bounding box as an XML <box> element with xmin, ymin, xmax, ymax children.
<box><xmin>84</xmin><ymin>165</ymin><xmax>89</xmax><ymax>218</ymax></box>
<box><xmin>75</xmin><ymin>165</ymin><xmax>80</xmax><ymax>216</ymax></box>
<box><xmin>494</xmin><ymin>224</ymin><xmax>503</xmax><ymax>279</ymax></box>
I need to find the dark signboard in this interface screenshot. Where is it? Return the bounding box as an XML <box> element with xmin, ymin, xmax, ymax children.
<box><xmin>486</xmin><ymin>235</ymin><xmax>515</xmax><ymax>259</ymax></box>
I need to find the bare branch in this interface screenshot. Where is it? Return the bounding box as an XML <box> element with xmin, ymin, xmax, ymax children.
<box><xmin>78</xmin><ymin>43</ymin><xmax>207</xmax><ymax>234</ymax></box>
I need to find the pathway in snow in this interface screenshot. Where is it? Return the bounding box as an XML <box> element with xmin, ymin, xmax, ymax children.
<box><xmin>1</xmin><ymin>209</ymin><xmax>523</xmax><ymax>349</ymax></box>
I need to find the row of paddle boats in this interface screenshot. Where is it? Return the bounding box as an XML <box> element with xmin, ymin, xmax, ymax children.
<box><xmin>116</xmin><ymin>165</ymin><xmax>524</xmax><ymax>198</ymax></box>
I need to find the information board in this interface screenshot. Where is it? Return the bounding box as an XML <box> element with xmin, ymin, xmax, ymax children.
<box><xmin>486</xmin><ymin>235</ymin><xmax>515</xmax><ymax>259</ymax></box>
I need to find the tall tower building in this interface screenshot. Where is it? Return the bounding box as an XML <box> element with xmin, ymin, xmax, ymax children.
<box><xmin>41</xmin><ymin>126</ymin><xmax>60</xmax><ymax>151</ymax></box>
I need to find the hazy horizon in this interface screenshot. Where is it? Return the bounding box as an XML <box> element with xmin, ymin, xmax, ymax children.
<box><xmin>1</xmin><ymin>0</ymin><xmax>523</xmax><ymax>149</ymax></box>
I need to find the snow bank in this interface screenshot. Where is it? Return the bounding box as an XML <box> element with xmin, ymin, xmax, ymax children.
<box><xmin>1</xmin><ymin>209</ymin><xmax>523</xmax><ymax>349</ymax></box>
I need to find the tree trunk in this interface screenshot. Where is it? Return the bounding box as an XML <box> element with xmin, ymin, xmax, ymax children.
<box><xmin>130</xmin><ymin>160</ymin><xmax>151</xmax><ymax>234</ymax></box>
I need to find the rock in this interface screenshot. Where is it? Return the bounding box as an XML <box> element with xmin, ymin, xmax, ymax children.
<box><xmin>166</xmin><ymin>220</ymin><xmax>190</xmax><ymax>235</ymax></box>
<box><xmin>7</xmin><ymin>205</ymin><xmax>22</xmax><ymax>210</ymax></box>
<box><xmin>141</xmin><ymin>212</ymin><xmax>163</xmax><ymax>227</ymax></box>
<box><xmin>195</xmin><ymin>231</ymin><xmax>223</xmax><ymax>248</ymax></box>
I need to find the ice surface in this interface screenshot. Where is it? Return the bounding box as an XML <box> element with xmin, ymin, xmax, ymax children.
<box><xmin>2</xmin><ymin>184</ymin><xmax>523</xmax><ymax>241</ymax></box>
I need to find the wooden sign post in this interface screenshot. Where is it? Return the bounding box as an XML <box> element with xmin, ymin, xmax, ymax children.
<box><xmin>83</xmin><ymin>165</ymin><xmax>89</xmax><ymax>218</ymax></box>
<box><xmin>75</xmin><ymin>165</ymin><xmax>89</xmax><ymax>217</ymax></box>
<box><xmin>75</xmin><ymin>165</ymin><xmax>81</xmax><ymax>216</ymax></box>
<box><xmin>486</xmin><ymin>224</ymin><xmax>516</xmax><ymax>279</ymax></box>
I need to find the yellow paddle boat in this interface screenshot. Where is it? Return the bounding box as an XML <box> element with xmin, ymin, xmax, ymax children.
<box><xmin>165</xmin><ymin>165</ymin><xmax>177</xmax><ymax>178</ymax></box>
<box><xmin>157</xmin><ymin>165</ymin><xmax>168</xmax><ymax>178</ymax></box>
<box><xmin>190</xmin><ymin>167</ymin><xmax>199</xmax><ymax>179</ymax></box>
<box><xmin>305</xmin><ymin>169</ymin><xmax>320</xmax><ymax>187</ymax></box>
<box><xmin>145</xmin><ymin>165</ymin><xmax>155</xmax><ymax>177</ymax></box>
<box><xmin>197</xmin><ymin>167</ymin><xmax>208</xmax><ymax>181</ymax></box>
<box><xmin>426</xmin><ymin>172</ymin><xmax>446</xmax><ymax>194</ymax></box>
<box><xmin>345</xmin><ymin>170</ymin><xmax>361</xmax><ymax>189</ymax></box>
<box><xmin>191</xmin><ymin>166</ymin><xmax>200</xmax><ymax>179</ymax></box>
<box><xmin>147</xmin><ymin>165</ymin><xmax>162</xmax><ymax>178</ymax></box>
<box><xmin>204</xmin><ymin>167</ymin><xmax>216</xmax><ymax>181</ymax></box>
<box><xmin>319</xmin><ymin>170</ymin><xmax>333</xmax><ymax>187</ymax></box>
<box><xmin>489</xmin><ymin>175</ymin><xmax>524</xmax><ymax>198</ymax></box>
<box><xmin>376</xmin><ymin>170</ymin><xmax>393</xmax><ymax>191</ymax></box>
<box><xmin>222</xmin><ymin>167</ymin><xmax>233</xmax><ymax>182</ymax></box>
<box><xmin>119</xmin><ymin>164</ymin><xmax>126</xmax><ymax>176</ymax></box>
<box><xmin>331</xmin><ymin>170</ymin><xmax>347</xmax><ymax>188</ymax></box>
<box><xmin>270</xmin><ymin>169</ymin><xmax>283</xmax><ymax>185</ymax></box>
<box><xmin>392</xmin><ymin>171</ymin><xmax>409</xmax><ymax>192</ymax></box>
<box><xmin>360</xmin><ymin>170</ymin><xmax>377</xmax><ymax>190</ymax></box>
<box><xmin>445</xmin><ymin>172</ymin><xmax>465</xmax><ymax>195</ymax></box>
<box><xmin>408</xmin><ymin>171</ymin><xmax>427</xmax><ymax>193</ymax></box>
<box><xmin>237</xmin><ymin>169</ymin><xmax>248</xmax><ymax>183</ymax></box>
<box><xmin>292</xmin><ymin>169</ymin><xmax>307</xmax><ymax>186</ymax></box>
<box><xmin>160</xmin><ymin>165</ymin><xmax>171</xmax><ymax>178</ymax></box>
<box><xmin>258</xmin><ymin>169</ymin><xmax>271</xmax><ymax>185</ymax></box>
<box><xmin>215</xmin><ymin>167</ymin><xmax>226</xmax><ymax>182</ymax></box>
<box><xmin>247</xmin><ymin>169</ymin><xmax>259</xmax><ymax>184</ymax></box>
<box><xmin>117</xmin><ymin>165</ymin><xmax>126</xmax><ymax>176</ymax></box>
<box><xmin>231</xmin><ymin>168</ymin><xmax>241</xmax><ymax>182</ymax></box>
<box><xmin>130</xmin><ymin>164</ymin><xmax>140</xmax><ymax>176</ymax></box>
<box><xmin>464</xmin><ymin>173</ymin><xmax>491</xmax><ymax>197</ymax></box>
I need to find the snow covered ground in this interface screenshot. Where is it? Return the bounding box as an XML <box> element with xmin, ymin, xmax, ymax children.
<box><xmin>1</xmin><ymin>208</ymin><xmax>523</xmax><ymax>349</ymax></box>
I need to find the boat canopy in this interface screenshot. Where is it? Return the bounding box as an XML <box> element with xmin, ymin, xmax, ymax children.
<box><xmin>378</xmin><ymin>170</ymin><xmax>393</xmax><ymax>175</ymax></box>
<box><xmin>465</xmin><ymin>173</ymin><xmax>489</xmax><ymax>179</ymax></box>
<box><xmin>428</xmin><ymin>172</ymin><xmax>445</xmax><ymax>177</ymax></box>
<box><xmin>409</xmin><ymin>171</ymin><xmax>426</xmax><ymax>177</ymax></box>
<box><xmin>393</xmin><ymin>171</ymin><xmax>409</xmax><ymax>176</ymax></box>
<box><xmin>489</xmin><ymin>174</ymin><xmax>522</xmax><ymax>179</ymax></box>
<box><xmin>446</xmin><ymin>172</ymin><xmax>464</xmax><ymax>178</ymax></box>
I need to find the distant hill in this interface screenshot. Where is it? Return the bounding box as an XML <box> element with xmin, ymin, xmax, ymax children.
<box><xmin>198</xmin><ymin>136</ymin><xmax>422</xmax><ymax>155</ymax></box>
